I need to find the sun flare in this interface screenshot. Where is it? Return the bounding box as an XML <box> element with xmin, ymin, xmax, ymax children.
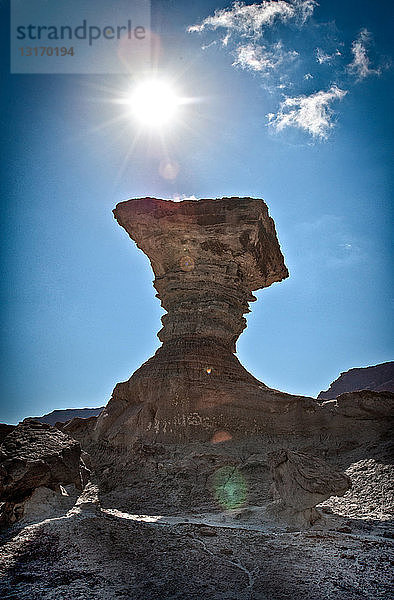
<box><xmin>126</xmin><ymin>80</ymin><xmax>181</xmax><ymax>128</ymax></box>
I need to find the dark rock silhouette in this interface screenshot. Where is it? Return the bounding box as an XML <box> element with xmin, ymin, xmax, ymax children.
<box><xmin>0</xmin><ymin>420</ymin><xmax>89</xmax><ymax>525</ymax></box>
<box><xmin>0</xmin><ymin>424</ymin><xmax>14</xmax><ymax>444</ymax></box>
<box><xmin>29</xmin><ymin>407</ymin><xmax>103</xmax><ymax>426</ymax></box>
<box><xmin>94</xmin><ymin>197</ymin><xmax>323</xmax><ymax>445</ymax></box>
<box><xmin>318</xmin><ymin>361</ymin><xmax>394</xmax><ymax>400</ymax></box>
<box><xmin>92</xmin><ymin>197</ymin><xmax>393</xmax><ymax>447</ymax></box>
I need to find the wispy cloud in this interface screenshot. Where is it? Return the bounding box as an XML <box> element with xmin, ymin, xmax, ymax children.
<box><xmin>315</xmin><ymin>47</ymin><xmax>341</xmax><ymax>64</ymax></box>
<box><xmin>188</xmin><ymin>0</ymin><xmax>317</xmax><ymax>40</ymax></box>
<box><xmin>295</xmin><ymin>215</ymin><xmax>364</xmax><ymax>268</ymax></box>
<box><xmin>233</xmin><ymin>41</ymin><xmax>298</xmax><ymax>73</ymax></box>
<box><xmin>267</xmin><ymin>85</ymin><xmax>347</xmax><ymax>139</ymax></box>
<box><xmin>188</xmin><ymin>3</ymin><xmax>386</xmax><ymax>142</ymax></box>
<box><xmin>348</xmin><ymin>28</ymin><xmax>381</xmax><ymax>80</ymax></box>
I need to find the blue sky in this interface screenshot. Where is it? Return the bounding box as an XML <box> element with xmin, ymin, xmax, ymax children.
<box><xmin>1</xmin><ymin>0</ymin><xmax>393</xmax><ymax>423</ymax></box>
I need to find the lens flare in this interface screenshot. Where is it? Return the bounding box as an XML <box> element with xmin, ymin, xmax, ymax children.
<box><xmin>211</xmin><ymin>430</ymin><xmax>232</xmax><ymax>444</ymax></box>
<box><xmin>159</xmin><ymin>159</ymin><xmax>179</xmax><ymax>180</ymax></box>
<box><xmin>179</xmin><ymin>255</ymin><xmax>195</xmax><ymax>272</ymax></box>
<box><xmin>212</xmin><ymin>466</ymin><xmax>247</xmax><ymax>510</ymax></box>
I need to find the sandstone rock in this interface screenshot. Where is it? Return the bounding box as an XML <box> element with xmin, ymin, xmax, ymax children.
<box><xmin>0</xmin><ymin>420</ymin><xmax>89</xmax><ymax>521</ymax></box>
<box><xmin>94</xmin><ymin>197</ymin><xmax>328</xmax><ymax>445</ymax></box>
<box><xmin>0</xmin><ymin>485</ymin><xmax>79</xmax><ymax>527</ymax></box>
<box><xmin>113</xmin><ymin>197</ymin><xmax>288</xmax><ymax>350</ymax></box>
<box><xmin>318</xmin><ymin>362</ymin><xmax>394</xmax><ymax>400</ymax></box>
<box><xmin>61</xmin><ymin>415</ymin><xmax>99</xmax><ymax>447</ymax></box>
<box><xmin>324</xmin><ymin>390</ymin><xmax>394</xmax><ymax>419</ymax></box>
<box><xmin>267</xmin><ymin>449</ymin><xmax>351</xmax><ymax>526</ymax></box>
<box><xmin>0</xmin><ymin>424</ymin><xmax>14</xmax><ymax>444</ymax></box>
<box><xmin>20</xmin><ymin>485</ymin><xmax>76</xmax><ymax>523</ymax></box>
<box><xmin>268</xmin><ymin>449</ymin><xmax>351</xmax><ymax>509</ymax></box>
<box><xmin>82</xmin><ymin>197</ymin><xmax>393</xmax><ymax>456</ymax></box>
<box><xmin>71</xmin><ymin>481</ymin><xmax>101</xmax><ymax>514</ymax></box>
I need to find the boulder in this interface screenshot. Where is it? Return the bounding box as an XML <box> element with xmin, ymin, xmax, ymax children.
<box><xmin>60</xmin><ymin>415</ymin><xmax>99</xmax><ymax>447</ymax></box>
<box><xmin>0</xmin><ymin>420</ymin><xmax>90</xmax><ymax>524</ymax></box>
<box><xmin>268</xmin><ymin>449</ymin><xmax>351</xmax><ymax>527</ymax></box>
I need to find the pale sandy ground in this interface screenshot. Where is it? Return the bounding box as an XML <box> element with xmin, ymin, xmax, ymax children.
<box><xmin>0</xmin><ymin>472</ymin><xmax>393</xmax><ymax>600</ymax></box>
<box><xmin>1</xmin><ymin>441</ymin><xmax>393</xmax><ymax>600</ymax></box>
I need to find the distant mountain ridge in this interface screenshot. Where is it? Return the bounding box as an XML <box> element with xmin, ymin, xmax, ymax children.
<box><xmin>30</xmin><ymin>407</ymin><xmax>104</xmax><ymax>426</ymax></box>
<box><xmin>21</xmin><ymin>362</ymin><xmax>394</xmax><ymax>423</ymax></box>
<box><xmin>318</xmin><ymin>361</ymin><xmax>394</xmax><ymax>400</ymax></box>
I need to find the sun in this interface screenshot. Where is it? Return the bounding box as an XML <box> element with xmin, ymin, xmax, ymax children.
<box><xmin>126</xmin><ymin>80</ymin><xmax>181</xmax><ymax>128</ymax></box>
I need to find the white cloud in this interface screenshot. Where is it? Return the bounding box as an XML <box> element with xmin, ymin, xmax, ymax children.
<box><xmin>188</xmin><ymin>0</ymin><xmax>317</xmax><ymax>40</ymax></box>
<box><xmin>267</xmin><ymin>84</ymin><xmax>347</xmax><ymax>139</ymax></box>
<box><xmin>233</xmin><ymin>41</ymin><xmax>298</xmax><ymax>73</ymax></box>
<box><xmin>293</xmin><ymin>0</ymin><xmax>317</xmax><ymax>23</ymax></box>
<box><xmin>348</xmin><ymin>29</ymin><xmax>381</xmax><ymax>80</ymax></box>
<box><xmin>201</xmin><ymin>40</ymin><xmax>217</xmax><ymax>50</ymax></box>
<box><xmin>188</xmin><ymin>3</ymin><xmax>385</xmax><ymax>143</ymax></box>
<box><xmin>315</xmin><ymin>47</ymin><xmax>341</xmax><ymax>64</ymax></box>
<box><xmin>234</xmin><ymin>43</ymin><xmax>276</xmax><ymax>72</ymax></box>
<box><xmin>172</xmin><ymin>194</ymin><xmax>198</xmax><ymax>202</ymax></box>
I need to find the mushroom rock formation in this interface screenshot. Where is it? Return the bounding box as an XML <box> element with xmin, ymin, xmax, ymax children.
<box><xmin>94</xmin><ymin>197</ymin><xmax>330</xmax><ymax>445</ymax></box>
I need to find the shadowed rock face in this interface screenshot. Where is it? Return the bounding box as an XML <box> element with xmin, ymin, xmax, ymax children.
<box><xmin>269</xmin><ymin>449</ymin><xmax>351</xmax><ymax>508</ymax></box>
<box><xmin>268</xmin><ymin>449</ymin><xmax>352</xmax><ymax>527</ymax></box>
<box><xmin>318</xmin><ymin>362</ymin><xmax>394</xmax><ymax>400</ymax></box>
<box><xmin>113</xmin><ymin>197</ymin><xmax>288</xmax><ymax>351</ymax></box>
<box><xmin>93</xmin><ymin>197</ymin><xmax>393</xmax><ymax>446</ymax></box>
<box><xmin>0</xmin><ymin>420</ymin><xmax>91</xmax><ymax>525</ymax></box>
<box><xmin>94</xmin><ymin>198</ymin><xmax>319</xmax><ymax>444</ymax></box>
<box><xmin>0</xmin><ymin>421</ymin><xmax>85</xmax><ymax>503</ymax></box>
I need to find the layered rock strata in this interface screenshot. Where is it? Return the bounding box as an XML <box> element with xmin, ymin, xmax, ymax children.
<box><xmin>93</xmin><ymin>197</ymin><xmax>393</xmax><ymax>446</ymax></box>
<box><xmin>268</xmin><ymin>449</ymin><xmax>351</xmax><ymax>527</ymax></box>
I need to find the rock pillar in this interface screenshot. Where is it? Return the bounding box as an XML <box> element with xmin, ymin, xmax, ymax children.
<box><xmin>95</xmin><ymin>197</ymin><xmax>320</xmax><ymax>444</ymax></box>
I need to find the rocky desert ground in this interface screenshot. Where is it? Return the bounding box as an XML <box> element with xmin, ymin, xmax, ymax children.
<box><xmin>1</xmin><ymin>198</ymin><xmax>392</xmax><ymax>599</ymax></box>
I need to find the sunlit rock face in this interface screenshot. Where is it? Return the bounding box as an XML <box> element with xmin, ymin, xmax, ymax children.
<box><xmin>94</xmin><ymin>197</ymin><xmax>324</xmax><ymax>444</ymax></box>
